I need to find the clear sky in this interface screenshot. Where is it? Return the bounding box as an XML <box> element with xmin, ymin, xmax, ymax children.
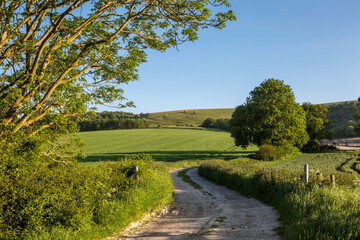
<box><xmin>100</xmin><ymin>0</ymin><xmax>360</xmax><ymax>114</ymax></box>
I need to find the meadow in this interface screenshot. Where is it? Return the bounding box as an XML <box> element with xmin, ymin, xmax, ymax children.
<box><xmin>79</xmin><ymin>128</ymin><xmax>256</xmax><ymax>164</ymax></box>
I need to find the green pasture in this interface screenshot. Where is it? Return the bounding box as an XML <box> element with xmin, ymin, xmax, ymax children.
<box><xmin>79</xmin><ymin>128</ymin><xmax>256</xmax><ymax>164</ymax></box>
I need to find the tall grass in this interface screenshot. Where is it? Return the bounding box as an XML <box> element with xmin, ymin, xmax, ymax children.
<box><xmin>199</xmin><ymin>159</ymin><xmax>360</xmax><ymax>239</ymax></box>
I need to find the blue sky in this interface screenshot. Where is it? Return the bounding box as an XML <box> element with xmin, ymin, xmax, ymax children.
<box><xmin>100</xmin><ymin>0</ymin><xmax>360</xmax><ymax>114</ymax></box>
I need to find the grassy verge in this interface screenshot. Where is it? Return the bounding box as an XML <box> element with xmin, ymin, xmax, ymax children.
<box><xmin>198</xmin><ymin>158</ymin><xmax>360</xmax><ymax>239</ymax></box>
<box><xmin>177</xmin><ymin>167</ymin><xmax>202</xmax><ymax>190</ymax></box>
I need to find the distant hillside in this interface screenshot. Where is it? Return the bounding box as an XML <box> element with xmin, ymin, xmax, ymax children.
<box><xmin>145</xmin><ymin>108</ymin><xmax>234</xmax><ymax>127</ymax></box>
<box><xmin>144</xmin><ymin>101</ymin><xmax>359</xmax><ymax>138</ymax></box>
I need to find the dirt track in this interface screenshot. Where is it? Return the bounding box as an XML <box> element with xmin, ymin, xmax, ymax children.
<box><xmin>110</xmin><ymin>168</ymin><xmax>280</xmax><ymax>240</ymax></box>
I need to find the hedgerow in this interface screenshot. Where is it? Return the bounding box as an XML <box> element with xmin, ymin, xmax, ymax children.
<box><xmin>0</xmin><ymin>154</ymin><xmax>173</xmax><ymax>239</ymax></box>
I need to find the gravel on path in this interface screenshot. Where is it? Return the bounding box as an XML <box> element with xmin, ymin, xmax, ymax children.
<box><xmin>109</xmin><ymin>168</ymin><xmax>280</xmax><ymax>240</ymax></box>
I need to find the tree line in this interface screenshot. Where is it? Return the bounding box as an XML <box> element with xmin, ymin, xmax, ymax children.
<box><xmin>78</xmin><ymin>111</ymin><xmax>149</xmax><ymax>132</ymax></box>
<box><xmin>201</xmin><ymin>118</ymin><xmax>231</xmax><ymax>131</ymax></box>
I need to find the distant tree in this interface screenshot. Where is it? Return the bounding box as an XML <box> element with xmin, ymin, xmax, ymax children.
<box><xmin>230</xmin><ymin>79</ymin><xmax>309</xmax><ymax>153</ymax></box>
<box><xmin>201</xmin><ymin>118</ymin><xmax>230</xmax><ymax>131</ymax></box>
<box><xmin>355</xmin><ymin>97</ymin><xmax>360</xmax><ymax>136</ymax></box>
<box><xmin>214</xmin><ymin>118</ymin><xmax>230</xmax><ymax>131</ymax></box>
<box><xmin>301</xmin><ymin>102</ymin><xmax>332</xmax><ymax>152</ymax></box>
<box><xmin>201</xmin><ymin>118</ymin><xmax>216</xmax><ymax>128</ymax></box>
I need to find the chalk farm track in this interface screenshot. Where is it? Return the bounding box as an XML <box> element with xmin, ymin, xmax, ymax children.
<box><xmin>110</xmin><ymin>168</ymin><xmax>280</xmax><ymax>240</ymax></box>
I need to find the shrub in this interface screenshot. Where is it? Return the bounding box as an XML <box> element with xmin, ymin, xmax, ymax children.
<box><xmin>255</xmin><ymin>144</ymin><xmax>285</xmax><ymax>161</ymax></box>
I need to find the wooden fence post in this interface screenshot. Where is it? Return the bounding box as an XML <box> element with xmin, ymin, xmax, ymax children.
<box><xmin>304</xmin><ymin>164</ymin><xmax>309</xmax><ymax>184</ymax></box>
<box><xmin>330</xmin><ymin>174</ymin><xmax>335</xmax><ymax>186</ymax></box>
<box><xmin>135</xmin><ymin>166</ymin><xmax>139</xmax><ymax>179</ymax></box>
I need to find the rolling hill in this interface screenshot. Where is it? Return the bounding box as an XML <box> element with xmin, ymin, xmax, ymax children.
<box><xmin>145</xmin><ymin>108</ymin><xmax>234</xmax><ymax>127</ymax></box>
<box><xmin>143</xmin><ymin>101</ymin><xmax>359</xmax><ymax>138</ymax></box>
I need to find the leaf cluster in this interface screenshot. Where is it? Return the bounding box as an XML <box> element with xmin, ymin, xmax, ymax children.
<box><xmin>230</xmin><ymin>78</ymin><xmax>309</xmax><ymax>151</ymax></box>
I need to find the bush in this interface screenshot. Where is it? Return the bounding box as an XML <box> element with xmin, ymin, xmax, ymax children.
<box><xmin>255</xmin><ymin>144</ymin><xmax>285</xmax><ymax>161</ymax></box>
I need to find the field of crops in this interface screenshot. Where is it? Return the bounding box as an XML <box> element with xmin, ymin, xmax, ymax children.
<box><xmin>79</xmin><ymin>128</ymin><xmax>256</xmax><ymax>164</ymax></box>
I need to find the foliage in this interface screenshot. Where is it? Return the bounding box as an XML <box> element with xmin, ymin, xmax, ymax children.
<box><xmin>199</xmin><ymin>158</ymin><xmax>360</xmax><ymax>240</ymax></box>
<box><xmin>333</xmin><ymin>120</ymin><xmax>357</xmax><ymax>138</ymax></box>
<box><xmin>201</xmin><ymin>118</ymin><xmax>217</xmax><ymax>128</ymax></box>
<box><xmin>255</xmin><ymin>144</ymin><xmax>286</xmax><ymax>161</ymax></box>
<box><xmin>325</xmin><ymin>101</ymin><xmax>357</xmax><ymax>129</ymax></box>
<box><xmin>0</xmin><ymin>154</ymin><xmax>173</xmax><ymax>239</ymax></box>
<box><xmin>0</xmin><ymin>0</ymin><xmax>235</xmax><ymax>143</ymax></box>
<box><xmin>201</xmin><ymin>117</ymin><xmax>230</xmax><ymax>131</ymax></box>
<box><xmin>230</xmin><ymin>78</ymin><xmax>309</xmax><ymax>152</ymax></box>
<box><xmin>301</xmin><ymin>102</ymin><xmax>332</xmax><ymax>152</ymax></box>
<box><xmin>79</xmin><ymin>118</ymin><xmax>149</xmax><ymax>132</ymax></box>
<box><xmin>82</xmin><ymin>111</ymin><xmax>149</xmax><ymax>121</ymax></box>
<box><xmin>78</xmin><ymin>111</ymin><xmax>149</xmax><ymax>131</ymax></box>
<box><xmin>355</xmin><ymin>97</ymin><xmax>360</xmax><ymax>136</ymax></box>
<box><xmin>324</xmin><ymin>101</ymin><xmax>358</xmax><ymax>137</ymax></box>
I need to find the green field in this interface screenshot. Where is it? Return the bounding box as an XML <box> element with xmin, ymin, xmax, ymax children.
<box><xmin>80</xmin><ymin>128</ymin><xmax>256</xmax><ymax>163</ymax></box>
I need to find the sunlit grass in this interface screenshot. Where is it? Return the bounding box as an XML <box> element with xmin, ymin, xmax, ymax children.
<box><xmin>262</xmin><ymin>152</ymin><xmax>356</xmax><ymax>174</ymax></box>
<box><xmin>79</xmin><ymin>128</ymin><xmax>257</xmax><ymax>164</ymax></box>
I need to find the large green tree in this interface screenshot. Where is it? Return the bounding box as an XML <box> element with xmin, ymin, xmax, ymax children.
<box><xmin>0</xmin><ymin>0</ymin><xmax>235</xmax><ymax>141</ymax></box>
<box><xmin>230</xmin><ymin>78</ymin><xmax>309</xmax><ymax>151</ymax></box>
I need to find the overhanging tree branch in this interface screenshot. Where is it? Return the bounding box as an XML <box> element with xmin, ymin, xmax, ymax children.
<box><xmin>0</xmin><ymin>0</ymin><xmax>236</xmax><ymax>139</ymax></box>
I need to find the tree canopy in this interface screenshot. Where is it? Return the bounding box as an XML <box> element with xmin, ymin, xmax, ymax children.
<box><xmin>301</xmin><ymin>102</ymin><xmax>332</xmax><ymax>151</ymax></box>
<box><xmin>0</xmin><ymin>0</ymin><xmax>236</xmax><ymax>140</ymax></box>
<box><xmin>229</xmin><ymin>78</ymin><xmax>309</xmax><ymax>151</ymax></box>
<box><xmin>355</xmin><ymin>97</ymin><xmax>360</xmax><ymax>136</ymax></box>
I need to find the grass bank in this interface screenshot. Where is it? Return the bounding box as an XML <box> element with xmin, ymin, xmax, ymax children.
<box><xmin>198</xmin><ymin>156</ymin><xmax>360</xmax><ymax>239</ymax></box>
